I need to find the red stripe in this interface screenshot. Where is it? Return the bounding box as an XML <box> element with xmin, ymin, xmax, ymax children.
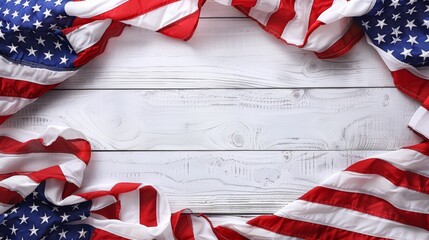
<box><xmin>301</xmin><ymin>186</ymin><xmax>429</xmax><ymax>231</ymax></box>
<box><xmin>346</xmin><ymin>158</ymin><xmax>429</xmax><ymax>194</ymax></box>
<box><xmin>89</xmin><ymin>0</ymin><xmax>178</xmax><ymax>21</ymax></box>
<box><xmin>308</xmin><ymin>0</ymin><xmax>334</xmax><ymax>28</ymax></box>
<box><xmin>171</xmin><ymin>210</ymin><xmax>195</xmax><ymax>240</ymax></box>
<box><xmin>77</xmin><ymin>182</ymin><xmax>141</xmax><ymax>200</ymax></box>
<box><xmin>231</xmin><ymin>0</ymin><xmax>257</xmax><ymax>7</ymax></box>
<box><xmin>405</xmin><ymin>142</ymin><xmax>429</xmax><ymax>157</ymax></box>
<box><xmin>0</xmin><ymin>78</ymin><xmax>59</xmax><ymax>99</ymax></box>
<box><xmin>0</xmin><ymin>186</ymin><xmax>23</xmax><ymax>205</ymax></box>
<box><xmin>92</xmin><ymin>202</ymin><xmax>121</xmax><ymax>220</ymax></box>
<box><xmin>74</xmin><ymin>21</ymin><xmax>127</xmax><ymax>67</ymax></box>
<box><xmin>423</xmin><ymin>97</ymin><xmax>429</xmax><ymax>110</ymax></box>
<box><xmin>0</xmin><ymin>136</ymin><xmax>91</xmax><ymax>163</ymax></box>
<box><xmin>139</xmin><ymin>186</ymin><xmax>158</xmax><ymax>227</ymax></box>
<box><xmin>214</xmin><ymin>226</ymin><xmax>249</xmax><ymax>240</ymax></box>
<box><xmin>91</xmin><ymin>228</ymin><xmax>129</xmax><ymax>240</ymax></box>
<box><xmin>315</xmin><ymin>21</ymin><xmax>363</xmax><ymax>59</ymax></box>
<box><xmin>264</xmin><ymin>0</ymin><xmax>296</xmax><ymax>38</ymax></box>
<box><xmin>248</xmin><ymin>215</ymin><xmax>388</xmax><ymax>240</ymax></box>
<box><xmin>392</xmin><ymin>69</ymin><xmax>429</xmax><ymax>103</ymax></box>
<box><xmin>27</xmin><ymin>165</ymin><xmax>67</xmax><ymax>183</ymax></box>
<box><xmin>233</xmin><ymin>0</ymin><xmax>258</xmax><ymax>18</ymax></box>
<box><xmin>157</xmin><ymin>6</ymin><xmax>203</xmax><ymax>41</ymax></box>
<box><xmin>62</xmin><ymin>182</ymin><xmax>79</xmax><ymax>199</ymax></box>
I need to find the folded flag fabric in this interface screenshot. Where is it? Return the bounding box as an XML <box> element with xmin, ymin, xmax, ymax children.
<box><xmin>2</xmin><ymin>0</ymin><xmax>422</xmax><ymax>124</ymax></box>
<box><xmin>354</xmin><ymin>0</ymin><xmax>429</xmax><ymax>103</ymax></box>
<box><xmin>1</xmin><ymin>126</ymin><xmax>429</xmax><ymax>239</ymax></box>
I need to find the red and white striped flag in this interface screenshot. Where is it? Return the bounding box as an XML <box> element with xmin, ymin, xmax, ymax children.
<box><xmin>0</xmin><ymin>0</ymin><xmax>206</xmax><ymax>124</ymax></box>
<box><xmin>1</xmin><ymin>126</ymin><xmax>428</xmax><ymax>239</ymax></box>
<box><xmin>2</xmin><ymin>0</ymin><xmax>429</xmax><ymax>238</ymax></box>
<box><xmin>1</xmin><ymin>0</ymin><xmax>429</xmax><ymax>126</ymax></box>
<box><xmin>0</xmin><ymin>0</ymin><xmax>381</xmax><ymax>124</ymax></box>
<box><xmin>216</xmin><ymin>0</ymin><xmax>371</xmax><ymax>58</ymax></box>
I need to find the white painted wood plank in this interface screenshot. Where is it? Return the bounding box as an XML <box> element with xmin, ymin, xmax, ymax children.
<box><xmin>59</xmin><ymin>19</ymin><xmax>393</xmax><ymax>89</ymax></box>
<box><xmin>83</xmin><ymin>150</ymin><xmax>384</xmax><ymax>213</ymax></box>
<box><xmin>201</xmin><ymin>0</ymin><xmax>245</xmax><ymax>18</ymax></box>
<box><xmin>5</xmin><ymin>88</ymin><xmax>421</xmax><ymax>150</ymax></box>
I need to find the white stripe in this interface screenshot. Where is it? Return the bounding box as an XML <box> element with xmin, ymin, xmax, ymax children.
<box><xmin>365</xmin><ymin>35</ymin><xmax>429</xmax><ymax>79</ymax></box>
<box><xmin>0</xmin><ymin>128</ymin><xmax>39</xmax><ymax>142</ymax></box>
<box><xmin>190</xmin><ymin>215</ymin><xmax>217</xmax><ymax>240</ymax></box>
<box><xmin>39</xmin><ymin>126</ymin><xmax>87</xmax><ymax>144</ymax></box>
<box><xmin>0</xmin><ymin>153</ymin><xmax>80</xmax><ymax>174</ymax></box>
<box><xmin>321</xmin><ymin>171</ymin><xmax>429</xmax><ymax>213</ymax></box>
<box><xmin>317</xmin><ymin>0</ymin><xmax>375</xmax><ymax>24</ymax></box>
<box><xmin>408</xmin><ymin>106</ymin><xmax>429</xmax><ymax>139</ymax></box>
<box><xmin>298</xmin><ymin>0</ymin><xmax>374</xmax><ymax>51</ymax></box>
<box><xmin>0</xmin><ymin>96</ymin><xmax>35</xmax><ymax>116</ymax></box>
<box><xmin>248</xmin><ymin>0</ymin><xmax>281</xmax><ymax>26</ymax></box>
<box><xmin>371</xmin><ymin>148</ymin><xmax>429</xmax><ymax>178</ymax></box>
<box><xmin>90</xmin><ymin>195</ymin><xmax>118</xmax><ymax>211</ymax></box>
<box><xmin>303</xmin><ymin>19</ymin><xmax>351</xmax><ymax>52</ymax></box>
<box><xmin>66</xmin><ymin>20</ymin><xmax>112</xmax><ymax>54</ymax></box>
<box><xmin>43</xmin><ymin>179</ymin><xmax>87</xmax><ymax>206</ymax></box>
<box><xmin>0</xmin><ymin>126</ymin><xmax>86</xmax><ymax>145</ymax></box>
<box><xmin>64</xmin><ymin>0</ymin><xmax>129</xmax><ymax>18</ymax></box>
<box><xmin>0</xmin><ymin>55</ymin><xmax>76</xmax><ymax>85</ymax></box>
<box><xmin>0</xmin><ymin>202</ymin><xmax>13</xmax><ymax>214</ymax></box>
<box><xmin>118</xmin><ymin>190</ymin><xmax>140</xmax><ymax>223</ymax></box>
<box><xmin>156</xmin><ymin>190</ymin><xmax>168</xmax><ymax>227</ymax></box>
<box><xmin>214</xmin><ymin>0</ymin><xmax>232</xmax><ymax>5</ymax></box>
<box><xmin>280</xmin><ymin>0</ymin><xmax>313</xmax><ymax>46</ymax></box>
<box><xmin>276</xmin><ymin>200</ymin><xmax>429</xmax><ymax>240</ymax></box>
<box><xmin>121</xmin><ymin>0</ymin><xmax>199</xmax><ymax>31</ymax></box>
<box><xmin>60</xmin><ymin>160</ymin><xmax>87</xmax><ymax>187</ymax></box>
<box><xmin>0</xmin><ymin>175</ymin><xmax>38</xmax><ymax>198</ymax></box>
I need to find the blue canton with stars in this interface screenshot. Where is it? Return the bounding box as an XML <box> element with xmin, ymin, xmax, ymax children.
<box><xmin>0</xmin><ymin>182</ymin><xmax>94</xmax><ymax>240</ymax></box>
<box><xmin>0</xmin><ymin>0</ymin><xmax>78</xmax><ymax>70</ymax></box>
<box><xmin>355</xmin><ymin>0</ymin><xmax>429</xmax><ymax>68</ymax></box>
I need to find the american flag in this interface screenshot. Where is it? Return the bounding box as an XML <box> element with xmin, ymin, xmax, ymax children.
<box><xmin>1</xmin><ymin>126</ymin><xmax>429</xmax><ymax>239</ymax></box>
<box><xmin>2</xmin><ymin>0</ymin><xmax>429</xmax><ymax>239</ymax></box>
<box><xmin>0</xmin><ymin>0</ymin><xmax>127</xmax><ymax>124</ymax></box>
<box><xmin>0</xmin><ymin>0</ymin><xmax>396</xmax><ymax>124</ymax></box>
<box><xmin>355</xmin><ymin>0</ymin><xmax>429</xmax><ymax>103</ymax></box>
<box><xmin>0</xmin><ymin>0</ymin><xmax>428</xmax><ymax>123</ymax></box>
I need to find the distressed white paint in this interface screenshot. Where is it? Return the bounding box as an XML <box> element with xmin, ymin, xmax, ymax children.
<box><xmin>3</xmin><ymin>1</ymin><xmax>420</xmax><ymax>215</ymax></box>
<box><xmin>59</xmin><ymin>19</ymin><xmax>393</xmax><ymax>90</ymax></box>
<box><xmin>5</xmin><ymin>89</ymin><xmax>421</xmax><ymax>151</ymax></box>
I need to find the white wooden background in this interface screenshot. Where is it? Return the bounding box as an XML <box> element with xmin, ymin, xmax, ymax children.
<box><xmin>5</xmin><ymin>1</ymin><xmax>423</xmax><ymax>214</ymax></box>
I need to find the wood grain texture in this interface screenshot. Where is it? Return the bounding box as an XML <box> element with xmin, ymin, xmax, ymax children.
<box><xmin>58</xmin><ymin>19</ymin><xmax>393</xmax><ymax>90</ymax></box>
<box><xmin>6</xmin><ymin>1</ymin><xmax>419</xmax><ymax>215</ymax></box>
<box><xmin>82</xmin><ymin>150</ymin><xmax>384</xmax><ymax>213</ymax></box>
<box><xmin>6</xmin><ymin>89</ymin><xmax>421</xmax><ymax>151</ymax></box>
